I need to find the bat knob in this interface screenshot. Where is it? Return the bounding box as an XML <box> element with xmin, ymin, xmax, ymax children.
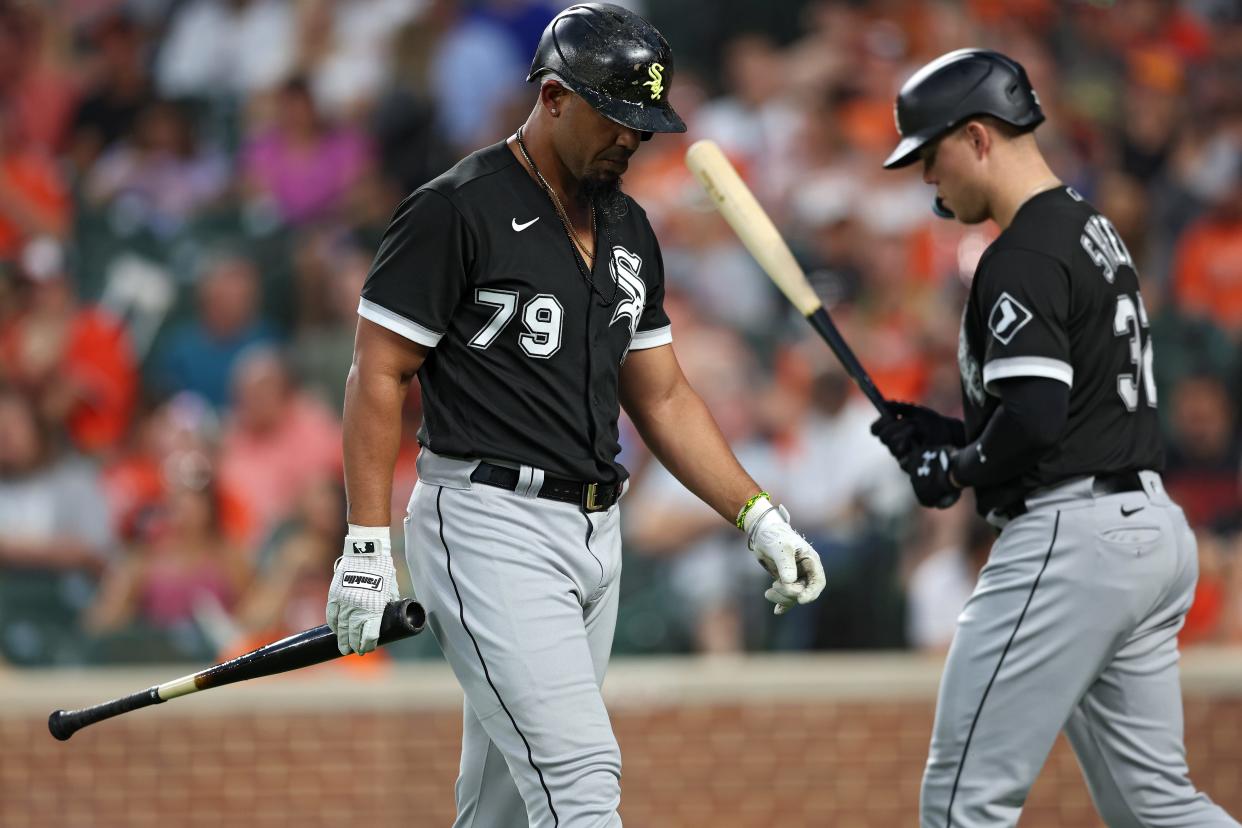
<box><xmin>48</xmin><ymin>710</ymin><xmax>74</xmax><ymax>741</ymax></box>
<box><xmin>399</xmin><ymin>599</ymin><xmax>426</xmax><ymax>634</ymax></box>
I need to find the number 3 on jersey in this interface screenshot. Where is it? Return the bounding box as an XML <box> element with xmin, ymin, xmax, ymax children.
<box><xmin>469</xmin><ymin>289</ymin><xmax>563</xmax><ymax>358</ymax></box>
<box><xmin>1114</xmin><ymin>292</ymin><xmax>1156</xmax><ymax>411</ymax></box>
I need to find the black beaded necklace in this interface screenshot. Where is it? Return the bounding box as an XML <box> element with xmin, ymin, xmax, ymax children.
<box><xmin>515</xmin><ymin>127</ymin><xmax>616</xmax><ymax>303</ymax></box>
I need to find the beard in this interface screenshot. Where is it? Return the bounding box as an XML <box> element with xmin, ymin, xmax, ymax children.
<box><xmin>580</xmin><ymin>171</ymin><xmax>628</xmax><ymax>221</ymax></box>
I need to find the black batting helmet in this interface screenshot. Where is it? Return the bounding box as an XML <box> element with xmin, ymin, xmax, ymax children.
<box><xmin>883</xmin><ymin>49</ymin><xmax>1044</xmax><ymax>170</ymax></box>
<box><xmin>528</xmin><ymin>3</ymin><xmax>686</xmax><ymax>136</ymax></box>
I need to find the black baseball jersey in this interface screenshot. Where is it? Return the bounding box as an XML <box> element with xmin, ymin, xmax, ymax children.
<box><xmin>359</xmin><ymin>140</ymin><xmax>671</xmax><ymax>484</ymax></box>
<box><xmin>958</xmin><ymin>186</ymin><xmax>1164</xmax><ymax>515</ymax></box>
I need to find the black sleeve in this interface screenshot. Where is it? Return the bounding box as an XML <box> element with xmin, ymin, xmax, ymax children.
<box><xmin>974</xmin><ymin>248</ymin><xmax>1073</xmax><ymax>395</ymax></box>
<box><xmin>357</xmin><ymin>188</ymin><xmax>476</xmax><ymax>347</ymax></box>
<box><xmin>952</xmin><ymin>376</ymin><xmax>1069</xmax><ymax>488</ymax></box>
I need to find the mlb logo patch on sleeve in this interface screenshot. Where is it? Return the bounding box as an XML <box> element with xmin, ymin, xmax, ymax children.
<box><xmin>988</xmin><ymin>292</ymin><xmax>1034</xmax><ymax>345</ymax></box>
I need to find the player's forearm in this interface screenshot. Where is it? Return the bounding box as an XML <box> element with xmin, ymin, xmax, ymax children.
<box><xmin>627</xmin><ymin>382</ymin><xmax>760</xmax><ymax>524</ymax></box>
<box><xmin>342</xmin><ymin>363</ymin><xmax>409</xmax><ymax>527</ymax></box>
<box><xmin>953</xmin><ymin>376</ymin><xmax>1069</xmax><ymax>487</ymax></box>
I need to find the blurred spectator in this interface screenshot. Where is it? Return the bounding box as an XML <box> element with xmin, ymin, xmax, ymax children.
<box><xmin>0</xmin><ymin>3</ymin><xmax>79</xmax><ymax>154</ymax></box>
<box><xmin>1181</xmin><ymin>528</ymin><xmax>1232</xmax><ymax>646</ymax></box>
<box><xmin>242</xmin><ymin>77</ymin><xmax>373</xmax><ymax>226</ymax></box>
<box><xmin>427</xmin><ymin>0</ymin><xmax>526</xmax><ymax>152</ymax></box>
<box><xmin>85</xmin><ymin>100</ymin><xmax>231</xmax><ymax>239</ymax></box>
<box><xmin>0</xmin><ymin>105</ymin><xmax>70</xmax><ymax>259</ymax></box>
<box><xmin>235</xmin><ymin>478</ymin><xmax>345</xmax><ymax>640</ymax></box>
<box><xmin>68</xmin><ymin>12</ymin><xmax>154</xmax><ymax>172</ymax></box>
<box><xmin>904</xmin><ymin>504</ymin><xmax>992</xmax><ymax>653</ymax></box>
<box><xmin>625</xmin><ymin>322</ymin><xmax>777</xmax><ymax>654</ymax></box>
<box><xmin>661</xmin><ymin>195</ymin><xmax>783</xmax><ymax>340</ymax></box>
<box><xmin>216</xmin><ymin>347</ymin><xmax>342</xmax><ymax>548</ymax></box>
<box><xmin>102</xmin><ymin>392</ymin><xmax>255</xmax><ymax>547</ymax></box>
<box><xmin>760</xmin><ymin>340</ymin><xmax>911</xmax><ymax>650</ymax></box>
<box><xmin>84</xmin><ymin>468</ymin><xmax>250</xmax><ymax>662</ymax></box>
<box><xmin>0</xmin><ymin>237</ymin><xmax>137</xmax><ymax>455</ymax></box>
<box><xmin>0</xmin><ymin>387</ymin><xmax>113</xmax><ymax>664</ymax></box>
<box><xmin>155</xmin><ymin>253</ymin><xmax>278</xmax><ymax>408</ymax></box>
<box><xmin>290</xmin><ymin>239</ymin><xmax>369</xmax><ymax>413</ymax></box>
<box><xmin>1171</xmin><ymin>148</ymin><xmax>1242</xmax><ymax>336</ymax></box>
<box><xmin>1163</xmin><ymin>373</ymin><xmax>1241</xmax><ymax>530</ymax></box>
<box><xmin>296</xmin><ymin>0</ymin><xmax>425</xmax><ymax>119</ymax></box>
<box><xmin>691</xmin><ymin>33</ymin><xmax>803</xmax><ymax>205</ymax></box>
<box><xmin>155</xmin><ymin>0</ymin><xmax>296</xmax><ymax>101</ymax></box>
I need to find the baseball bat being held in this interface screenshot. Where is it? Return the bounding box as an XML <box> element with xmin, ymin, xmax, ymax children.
<box><xmin>48</xmin><ymin>598</ymin><xmax>426</xmax><ymax>741</ymax></box>
<box><xmin>685</xmin><ymin>140</ymin><xmax>891</xmax><ymax>419</ymax></box>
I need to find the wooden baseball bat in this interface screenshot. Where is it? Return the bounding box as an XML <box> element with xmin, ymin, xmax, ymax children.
<box><xmin>48</xmin><ymin>599</ymin><xmax>426</xmax><ymax>741</ymax></box>
<box><xmin>684</xmin><ymin>139</ymin><xmax>891</xmax><ymax>417</ymax></box>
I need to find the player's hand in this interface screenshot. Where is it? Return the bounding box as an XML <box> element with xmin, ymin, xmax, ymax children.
<box><xmin>742</xmin><ymin>495</ymin><xmax>826</xmax><ymax>615</ymax></box>
<box><xmin>900</xmin><ymin>445</ymin><xmax>963</xmax><ymax>509</ymax></box>
<box><xmin>871</xmin><ymin>402</ymin><xmax>966</xmax><ymax>460</ymax></box>
<box><xmin>326</xmin><ymin>527</ymin><xmax>400</xmax><ymax>655</ymax></box>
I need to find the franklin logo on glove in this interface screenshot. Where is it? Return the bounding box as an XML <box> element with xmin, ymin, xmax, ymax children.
<box><xmin>341</xmin><ymin>572</ymin><xmax>384</xmax><ymax>591</ymax></box>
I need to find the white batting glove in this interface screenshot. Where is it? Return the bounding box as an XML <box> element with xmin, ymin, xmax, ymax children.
<box><xmin>326</xmin><ymin>525</ymin><xmax>400</xmax><ymax>655</ymax></box>
<box><xmin>743</xmin><ymin>496</ymin><xmax>827</xmax><ymax>615</ymax></box>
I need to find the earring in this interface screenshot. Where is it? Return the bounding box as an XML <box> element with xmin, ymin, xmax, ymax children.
<box><xmin>551</xmin><ymin>108</ymin><xmax>558</xmax><ymax>115</ymax></box>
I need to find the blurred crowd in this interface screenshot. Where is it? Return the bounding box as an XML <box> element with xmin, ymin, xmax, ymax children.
<box><xmin>0</xmin><ymin>0</ymin><xmax>1240</xmax><ymax>667</ymax></box>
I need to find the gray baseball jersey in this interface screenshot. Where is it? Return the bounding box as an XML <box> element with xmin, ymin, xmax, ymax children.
<box><xmin>360</xmin><ymin>141</ymin><xmax>672</xmax><ymax>827</ymax></box>
<box><xmin>924</xmin><ymin>188</ymin><xmax>1237</xmax><ymax>827</ymax></box>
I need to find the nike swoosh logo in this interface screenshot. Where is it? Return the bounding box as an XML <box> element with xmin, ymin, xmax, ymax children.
<box><xmin>1120</xmin><ymin>505</ymin><xmax>1145</xmax><ymax>517</ymax></box>
<box><xmin>512</xmin><ymin>217</ymin><xmax>539</xmax><ymax>232</ymax></box>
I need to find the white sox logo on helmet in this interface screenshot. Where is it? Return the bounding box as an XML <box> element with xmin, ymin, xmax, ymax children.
<box><xmin>609</xmin><ymin>245</ymin><xmax>646</xmax><ymax>359</ymax></box>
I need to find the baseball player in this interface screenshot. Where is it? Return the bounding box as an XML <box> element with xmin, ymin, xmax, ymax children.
<box><xmin>323</xmin><ymin>5</ymin><xmax>826</xmax><ymax>827</ymax></box>
<box><xmin>871</xmin><ymin>49</ymin><xmax>1239</xmax><ymax>828</ymax></box>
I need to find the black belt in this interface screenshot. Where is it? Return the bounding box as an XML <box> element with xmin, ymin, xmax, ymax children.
<box><xmin>469</xmin><ymin>462</ymin><xmax>622</xmax><ymax>512</ymax></box>
<box><xmin>994</xmin><ymin>470</ymin><xmax>1146</xmax><ymax>521</ymax></box>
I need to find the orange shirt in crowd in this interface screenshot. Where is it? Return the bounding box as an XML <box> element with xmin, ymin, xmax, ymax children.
<box><xmin>1173</xmin><ymin>216</ymin><xmax>1242</xmax><ymax>332</ymax></box>
<box><xmin>102</xmin><ymin>456</ymin><xmax>256</xmax><ymax>546</ymax></box>
<box><xmin>0</xmin><ymin>150</ymin><xmax>70</xmax><ymax>258</ymax></box>
<box><xmin>60</xmin><ymin>308</ymin><xmax>138</xmax><ymax>452</ymax></box>
<box><xmin>0</xmin><ymin>305</ymin><xmax>137</xmax><ymax>453</ymax></box>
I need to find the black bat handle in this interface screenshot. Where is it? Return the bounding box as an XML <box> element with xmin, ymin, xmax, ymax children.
<box><xmin>48</xmin><ymin>599</ymin><xmax>426</xmax><ymax>741</ymax></box>
<box><xmin>806</xmin><ymin>307</ymin><xmax>892</xmax><ymax>418</ymax></box>
<box><xmin>49</xmin><ymin>686</ymin><xmax>163</xmax><ymax>741</ymax></box>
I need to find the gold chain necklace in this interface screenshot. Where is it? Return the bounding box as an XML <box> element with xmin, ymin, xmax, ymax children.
<box><xmin>515</xmin><ymin>127</ymin><xmax>596</xmax><ymax>271</ymax></box>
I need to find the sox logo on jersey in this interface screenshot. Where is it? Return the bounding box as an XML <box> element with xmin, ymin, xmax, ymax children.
<box><xmin>610</xmin><ymin>245</ymin><xmax>646</xmax><ymax>360</ymax></box>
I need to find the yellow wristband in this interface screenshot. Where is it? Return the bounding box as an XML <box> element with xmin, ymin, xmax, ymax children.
<box><xmin>735</xmin><ymin>491</ymin><xmax>770</xmax><ymax>531</ymax></box>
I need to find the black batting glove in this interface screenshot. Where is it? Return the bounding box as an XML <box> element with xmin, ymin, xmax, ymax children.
<box><xmin>900</xmin><ymin>444</ymin><xmax>962</xmax><ymax>509</ymax></box>
<box><xmin>871</xmin><ymin>402</ymin><xmax>967</xmax><ymax>461</ymax></box>
<box><xmin>871</xmin><ymin>414</ymin><xmax>918</xmax><ymax>460</ymax></box>
<box><xmin>887</xmin><ymin>402</ymin><xmax>967</xmax><ymax>447</ymax></box>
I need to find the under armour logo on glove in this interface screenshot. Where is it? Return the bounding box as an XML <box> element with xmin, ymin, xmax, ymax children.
<box><xmin>917</xmin><ymin>450</ymin><xmax>949</xmax><ymax>477</ymax></box>
<box><xmin>902</xmin><ymin>445</ymin><xmax>961</xmax><ymax>510</ymax></box>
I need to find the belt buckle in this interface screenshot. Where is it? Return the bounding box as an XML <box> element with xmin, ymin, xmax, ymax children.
<box><xmin>583</xmin><ymin>482</ymin><xmax>605</xmax><ymax>512</ymax></box>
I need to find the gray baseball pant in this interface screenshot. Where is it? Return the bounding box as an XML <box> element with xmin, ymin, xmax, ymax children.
<box><xmin>922</xmin><ymin>471</ymin><xmax>1237</xmax><ymax>827</ymax></box>
<box><xmin>405</xmin><ymin>449</ymin><xmax>623</xmax><ymax>828</ymax></box>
